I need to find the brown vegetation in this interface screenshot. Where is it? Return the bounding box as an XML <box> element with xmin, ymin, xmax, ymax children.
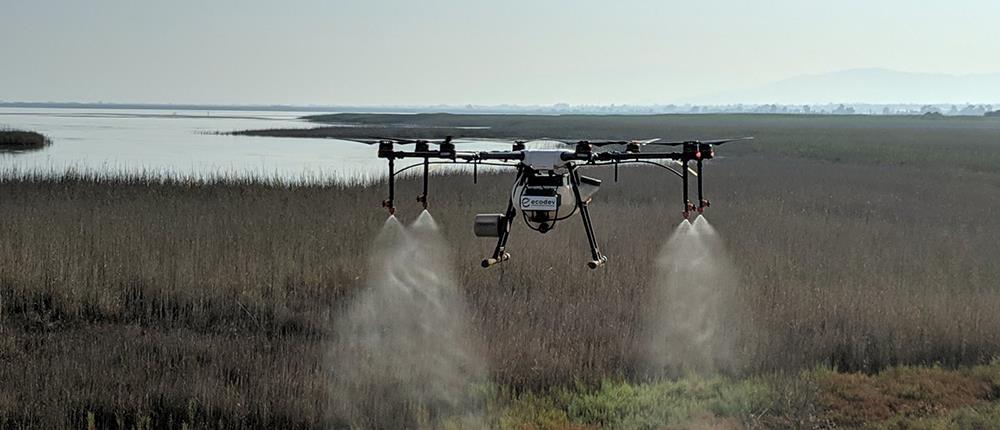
<box><xmin>817</xmin><ymin>365</ymin><xmax>1000</xmax><ymax>427</ymax></box>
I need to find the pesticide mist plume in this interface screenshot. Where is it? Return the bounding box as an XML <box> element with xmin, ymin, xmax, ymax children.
<box><xmin>644</xmin><ymin>215</ymin><xmax>744</xmax><ymax>375</ymax></box>
<box><xmin>330</xmin><ymin>211</ymin><xmax>485</xmax><ymax>428</ymax></box>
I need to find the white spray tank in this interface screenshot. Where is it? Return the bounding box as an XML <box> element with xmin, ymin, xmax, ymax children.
<box><xmin>515</xmin><ymin>171</ymin><xmax>601</xmax><ymax>233</ymax></box>
<box><xmin>475</xmin><ymin>150</ymin><xmax>602</xmax><ymax>236</ymax></box>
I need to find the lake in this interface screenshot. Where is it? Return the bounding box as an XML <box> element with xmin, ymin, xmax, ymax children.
<box><xmin>0</xmin><ymin>108</ymin><xmax>514</xmax><ymax>182</ymax></box>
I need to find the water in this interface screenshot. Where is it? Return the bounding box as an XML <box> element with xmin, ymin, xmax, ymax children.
<box><xmin>644</xmin><ymin>215</ymin><xmax>743</xmax><ymax>375</ymax></box>
<box><xmin>0</xmin><ymin>108</ymin><xmax>513</xmax><ymax>182</ymax></box>
<box><xmin>330</xmin><ymin>212</ymin><xmax>485</xmax><ymax>428</ymax></box>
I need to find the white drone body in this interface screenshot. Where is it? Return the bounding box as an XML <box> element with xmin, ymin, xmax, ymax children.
<box><xmin>521</xmin><ymin>149</ymin><xmax>575</xmax><ymax>171</ymax></box>
<box><xmin>362</xmin><ymin>135</ymin><xmax>753</xmax><ymax>269</ymax></box>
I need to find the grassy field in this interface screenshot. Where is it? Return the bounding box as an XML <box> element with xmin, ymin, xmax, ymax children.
<box><xmin>0</xmin><ymin>129</ymin><xmax>50</xmax><ymax>150</ymax></box>
<box><xmin>3</xmin><ymin>114</ymin><xmax>1000</xmax><ymax>428</ymax></box>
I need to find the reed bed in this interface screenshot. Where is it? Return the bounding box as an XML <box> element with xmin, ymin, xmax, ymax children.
<box><xmin>2</xmin><ymin>116</ymin><xmax>1000</xmax><ymax>427</ymax></box>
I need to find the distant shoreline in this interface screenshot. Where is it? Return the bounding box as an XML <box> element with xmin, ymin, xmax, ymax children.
<box><xmin>3</xmin><ymin>101</ymin><xmax>1000</xmax><ymax>116</ymax></box>
<box><xmin>224</xmin><ymin>111</ymin><xmax>1000</xmax><ymax>143</ymax></box>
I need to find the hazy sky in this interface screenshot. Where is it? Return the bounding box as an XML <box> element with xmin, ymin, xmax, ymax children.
<box><xmin>3</xmin><ymin>0</ymin><xmax>999</xmax><ymax>105</ymax></box>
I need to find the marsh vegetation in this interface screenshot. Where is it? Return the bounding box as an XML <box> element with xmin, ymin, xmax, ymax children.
<box><xmin>3</xmin><ymin>114</ymin><xmax>1000</xmax><ymax>428</ymax></box>
<box><xmin>0</xmin><ymin>129</ymin><xmax>50</xmax><ymax>151</ymax></box>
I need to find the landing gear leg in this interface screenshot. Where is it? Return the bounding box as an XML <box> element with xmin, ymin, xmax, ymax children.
<box><xmin>482</xmin><ymin>198</ymin><xmax>515</xmax><ymax>268</ymax></box>
<box><xmin>416</xmin><ymin>157</ymin><xmax>429</xmax><ymax>209</ymax></box>
<box><xmin>682</xmin><ymin>159</ymin><xmax>694</xmax><ymax>219</ymax></box>
<box><xmin>482</xmin><ymin>168</ymin><xmax>523</xmax><ymax>268</ymax></box>
<box><xmin>383</xmin><ymin>158</ymin><xmax>396</xmax><ymax>215</ymax></box>
<box><xmin>697</xmin><ymin>158</ymin><xmax>709</xmax><ymax>214</ymax></box>
<box><xmin>570</xmin><ymin>166</ymin><xmax>607</xmax><ymax>269</ymax></box>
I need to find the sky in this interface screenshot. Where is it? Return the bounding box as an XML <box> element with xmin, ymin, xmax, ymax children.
<box><xmin>3</xmin><ymin>0</ymin><xmax>1000</xmax><ymax>105</ymax></box>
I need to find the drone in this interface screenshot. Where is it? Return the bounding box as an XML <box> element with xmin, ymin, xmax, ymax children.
<box><xmin>345</xmin><ymin>135</ymin><xmax>752</xmax><ymax>269</ymax></box>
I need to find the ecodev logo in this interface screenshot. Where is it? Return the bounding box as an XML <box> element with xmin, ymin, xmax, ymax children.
<box><xmin>520</xmin><ymin>196</ymin><xmax>558</xmax><ymax>211</ymax></box>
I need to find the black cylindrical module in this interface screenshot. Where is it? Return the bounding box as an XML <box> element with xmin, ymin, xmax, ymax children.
<box><xmin>474</xmin><ymin>214</ymin><xmax>507</xmax><ymax>237</ymax></box>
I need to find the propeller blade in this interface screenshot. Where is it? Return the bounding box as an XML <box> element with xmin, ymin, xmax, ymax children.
<box><xmin>568</xmin><ymin>139</ymin><xmax>660</xmax><ymax>147</ymax></box>
<box><xmin>369</xmin><ymin>136</ymin><xmax>455</xmax><ymax>145</ymax></box>
<box><xmin>589</xmin><ymin>140</ymin><xmax>630</xmax><ymax>147</ymax></box>
<box><xmin>593</xmin><ymin>138</ymin><xmax>663</xmax><ymax>147</ymax></box>
<box><xmin>700</xmin><ymin>136</ymin><xmax>754</xmax><ymax>146</ymax></box>
<box><xmin>648</xmin><ymin>140</ymin><xmax>689</xmax><ymax>146</ymax></box>
<box><xmin>649</xmin><ymin>137</ymin><xmax>754</xmax><ymax>146</ymax></box>
<box><xmin>370</xmin><ymin>136</ymin><xmax>418</xmax><ymax>144</ymax></box>
<box><xmin>338</xmin><ymin>138</ymin><xmax>383</xmax><ymax>145</ymax></box>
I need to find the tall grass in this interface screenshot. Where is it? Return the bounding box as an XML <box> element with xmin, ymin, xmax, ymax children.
<box><xmin>3</xmin><ymin>115</ymin><xmax>1000</xmax><ymax>426</ymax></box>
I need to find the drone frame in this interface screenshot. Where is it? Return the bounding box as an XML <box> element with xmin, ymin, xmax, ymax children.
<box><xmin>363</xmin><ymin>136</ymin><xmax>751</xmax><ymax>268</ymax></box>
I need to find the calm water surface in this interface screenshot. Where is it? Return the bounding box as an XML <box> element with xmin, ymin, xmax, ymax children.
<box><xmin>0</xmin><ymin>108</ymin><xmax>512</xmax><ymax>182</ymax></box>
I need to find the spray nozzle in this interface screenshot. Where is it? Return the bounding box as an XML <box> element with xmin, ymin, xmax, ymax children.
<box><xmin>587</xmin><ymin>255</ymin><xmax>608</xmax><ymax>269</ymax></box>
<box><xmin>482</xmin><ymin>252</ymin><xmax>511</xmax><ymax>268</ymax></box>
<box><xmin>683</xmin><ymin>200</ymin><xmax>696</xmax><ymax>219</ymax></box>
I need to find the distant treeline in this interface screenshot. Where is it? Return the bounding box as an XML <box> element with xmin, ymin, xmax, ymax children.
<box><xmin>4</xmin><ymin>101</ymin><xmax>1000</xmax><ymax>116</ymax></box>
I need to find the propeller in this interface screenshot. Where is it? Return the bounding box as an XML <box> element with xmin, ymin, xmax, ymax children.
<box><xmin>648</xmin><ymin>137</ymin><xmax>754</xmax><ymax>146</ymax></box>
<box><xmin>577</xmin><ymin>140</ymin><xmax>628</xmax><ymax>147</ymax></box>
<box><xmin>370</xmin><ymin>136</ymin><xmax>454</xmax><ymax>145</ymax></box>
<box><xmin>630</xmin><ymin>138</ymin><xmax>662</xmax><ymax>145</ymax></box>
<box><xmin>566</xmin><ymin>138</ymin><xmax>661</xmax><ymax>147</ymax></box>
<box><xmin>336</xmin><ymin>136</ymin><xmax>456</xmax><ymax>146</ymax></box>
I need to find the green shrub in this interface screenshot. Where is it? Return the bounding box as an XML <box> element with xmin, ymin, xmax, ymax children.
<box><xmin>563</xmin><ymin>376</ymin><xmax>775</xmax><ymax>430</ymax></box>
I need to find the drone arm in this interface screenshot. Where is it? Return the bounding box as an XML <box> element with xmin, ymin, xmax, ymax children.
<box><xmin>378</xmin><ymin>149</ymin><xmax>525</xmax><ymax>163</ymax></box>
<box><xmin>475</xmin><ymin>151</ymin><xmax>526</xmax><ymax>161</ymax></box>
<box><xmin>558</xmin><ymin>151</ymin><xmax>685</xmax><ymax>163</ymax></box>
<box><xmin>381</xmin><ymin>150</ymin><xmax>448</xmax><ymax>159</ymax></box>
<box><xmin>595</xmin><ymin>151</ymin><xmax>699</xmax><ymax>218</ymax></box>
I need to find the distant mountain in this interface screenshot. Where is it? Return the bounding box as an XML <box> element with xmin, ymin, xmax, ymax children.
<box><xmin>688</xmin><ymin>68</ymin><xmax>1000</xmax><ymax>104</ymax></box>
